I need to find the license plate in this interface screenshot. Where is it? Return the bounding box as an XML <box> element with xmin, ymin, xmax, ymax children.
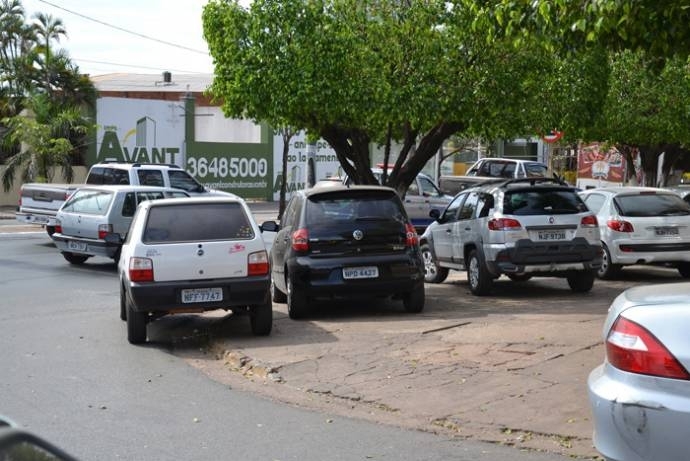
<box><xmin>68</xmin><ymin>241</ymin><xmax>87</xmax><ymax>251</ymax></box>
<box><xmin>343</xmin><ymin>266</ymin><xmax>379</xmax><ymax>280</ymax></box>
<box><xmin>181</xmin><ymin>288</ymin><xmax>223</xmax><ymax>304</ymax></box>
<box><xmin>537</xmin><ymin>230</ymin><xmax>566</xmax><ymax>241</ymax></box>
<box><xmin>655</xmin><ymin>227</ymin><xmax>679</xmax><ymax>236</ymax></box>
<box><xmin>34</xmin><ymin>216</ymin><xmax>49</xmax><ymax>224</ymax></box>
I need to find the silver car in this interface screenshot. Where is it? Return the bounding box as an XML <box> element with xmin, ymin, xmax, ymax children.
<box><xmin>579</xmin><ymin>187</ymin><xmax>690</xmax><ymax>279</ymax></box>
<box><xmin>588</xmin><ymin>282</ymin><xmax>690</xmax><ymax>461</ymax></box>
<box><xmin>52</xmin><ymin>185</ymin><xmax>189</xmax><ymax>265</ymax></box>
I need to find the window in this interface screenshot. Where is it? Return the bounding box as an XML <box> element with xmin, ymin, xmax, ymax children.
<box><xmin>458</xmin><ymin>192</ymin><xmax>479</xmax><ymax>220</ymax></box>
<box><xmin>419</xmin><ymin>177</ymin><xmax>442</xmax><ymax>197</ymax></box>
<box><xmin>615</xmin><ymin>193</ymin><xmax>690</xmax><ymax>217</ymax></box>
<box><xmin>583</xmin><ymin>194</ymin><xmax>606</xmax><ymax>214</ymax></box>
<box><xmin>169</xmin><ymin>170</ymin><xmax>203</xmax><ymax>192</ymax></box>
<box><xmin>442</xmin><ymin>194</ymin><xmax>466</xmax><ymax>222</ymax></box>
<box><xmin>504</xmin><ymin>190</ymin><xmax>585</xmax><ymax>215</ymax></box>
<box><xmin>143</xmin><ymin>203</ymin><xmax>253</xmax><ymax>242</ymax></box>
<box><xmin>137</xmin><ymin>170</ymin><xmax>164</xmax><ymax>187</ymax></box>
<box><xmin>62</xmin><ymin>190</ymin><xmax>114</xmax><ymax>215</ymax></box>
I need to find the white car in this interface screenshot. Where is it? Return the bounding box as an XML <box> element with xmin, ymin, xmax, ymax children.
<box><xmin>579</xmin><ymin>186</ymin><xmax>690</xmax><ymax>279</ymax></box>
<box><xmin>465</xmin><ymin>158</ymin><xmax>548</xmax><ymax>179</ymax></box>
<box><xmin>116</xmin><ymin>196</ymin><xmax>273</xmax><ymax>344</ymax></box>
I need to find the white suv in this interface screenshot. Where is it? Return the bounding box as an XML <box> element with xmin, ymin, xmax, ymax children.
<box><xmin>117</xmin><ymin>196</ymin><xmax>273</xmax><ymax>344</ymax></box>
<box><xmin>421</xmin><ymin>178</ymin><xmax>602</xmax><ymax>295</ymax></box>
<box><xmin>465</xmin><ymin>158</ymin><xmax>548</xmax><ymax>179</ymax></box>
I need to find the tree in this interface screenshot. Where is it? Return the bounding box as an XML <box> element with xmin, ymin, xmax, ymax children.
<box><xmin>1</xmin><ymin>93</ymin><xmax>90</xmax><ymax>191</ymax></box>
<box><xmin>203</xmin><ymin>0</ymin><xmax>584</xmax><ymax>196</ymax></box>
<box><xmin>31</xmin><ymin>11</ymin><xmax>66</xmax><ymax>93</ymax></box>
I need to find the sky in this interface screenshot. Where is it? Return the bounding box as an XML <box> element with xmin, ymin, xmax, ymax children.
<box><xmin>20</xmin><ymin>0</ymin><xmax>216</xmax><ymax>76</ymax></box>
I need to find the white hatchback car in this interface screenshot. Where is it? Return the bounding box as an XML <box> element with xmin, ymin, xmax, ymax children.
<box><xmin>117</xmin><ymin>196</ymin><xmax>273</xmax><ymax>344</ymax></box>
<box><xmin>579</xmin><ymin>187</ymin><xmax>690</xmax><ymax>279</ymax></box>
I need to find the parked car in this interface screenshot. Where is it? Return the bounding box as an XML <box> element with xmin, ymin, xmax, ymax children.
<box><xmin>579</xmin><ymin>186</ymin><xmax>690</xmax><ymax>279</ymax></box>
<box><xmin>116</xmin><ymin>196</ymin><xmax>274</xmax><ymax>344</ymax></box>
<box><xmin>343</xmin><ymin>167</ymin><xmax>452</xmax><ymax>233</ymax></box>
<box><xmin>588</xmin><ymin>282</ymin><xmax>690</xmax><ymax>461</ymax></box>
<box><xmin>465</xmin><ymin>158</ymin><xmax>548</xmax><ymax>179</ymax></box>
<box><xmin>420</xmin><ymin>177</ymin><xmax>602</xmax><ymax>295</ymax></box>
<box><xmin>52</xmin><ymin>185</ymin><xmax>189</xmax><ymax>265</ymax></box>
<box><xmin>268</xmin><ymin>185</ymin><xmax>425</xmax><ymax>319</ymax></box>
<box><xmin>438</xmin><ymin>175</ymin><xmax>502</xmax><ymax>196</ymax></box>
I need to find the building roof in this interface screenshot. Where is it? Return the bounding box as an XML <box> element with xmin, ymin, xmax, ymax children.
<box><xmin>91</xmin><ymin>72</ymin><xmax>215</xmax><ymax>103</ymax></box>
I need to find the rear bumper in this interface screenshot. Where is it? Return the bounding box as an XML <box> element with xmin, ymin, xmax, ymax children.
<box><xmin>588</xmin><ymin>364</ymin><xmax>690</xmax><ymax>461</ymax></box>
<box><xmin>15</xmin><ymin>211</ymin><xmax>56</xmax><ymax>227</ymax></box>
<box><xmin>486</xmin><ymin>238</ymin><xmax>602</xmax><ymax>275</ymax></box>
<box><xmin>609</xmin><ymin>239</ymin><xmax>690</xmax><ymax>265</ymax></box>
<box><xmin>52</xmin><ymin>233</ymin><xmax>119</xmax><ymax>258</ymax></box>
<box><xmin>127</xmin><ymin>276</ymin><xmax>270</xmax><ymax>313</ymax></box>
<box><xmin>287</xmin><ymin>252</ymin><xmax>424</xmax><ymax>298</ymax></box>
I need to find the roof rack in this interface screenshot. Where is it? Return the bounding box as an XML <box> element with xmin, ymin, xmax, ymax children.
<box><xmin>97</xmin><ymin>161</ymin><xmax>181</xmax><ymax>169</ymax></box>
<box><xmin>497</xmin><ymin>176</ymin><xmax>569</xmax><ymax>188</ymax></box>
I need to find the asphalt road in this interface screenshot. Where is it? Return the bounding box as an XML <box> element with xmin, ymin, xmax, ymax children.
<box><xmin>0</xmin><ymin>231</ymin><xmax>573</xmax><ymax>461</ymax></box>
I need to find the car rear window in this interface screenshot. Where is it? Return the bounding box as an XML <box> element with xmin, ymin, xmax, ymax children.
<box><xmin>86</xmin><ymin>167</ymin><xmax>130</xmax><ymax>185</ymax></box>
<box><xmin>62</xmin><ymin>190</ymin><xmax>114</xmax><ymax>215</ymax></box>
<box><xmin>503</xmin><ymin>189</ymin><xmax>586</xmax><ymax>215</ymax></box>
<box><xmin>143</xmin><ymin>202</ymin><xmax>254</xmax><ymax>243</ymax></box>
<box><xmin>306</xmin><ymin>191</ymin><xmax>406</xmax><ymax>227</ymax></box>
<box><xmin>615</xmin><ymin>193</ymin><xmax>690</xmax><ymax>217</ymax></box>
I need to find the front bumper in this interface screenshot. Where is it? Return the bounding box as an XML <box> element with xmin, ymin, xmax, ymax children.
<box><xmin>588</xmin><ymin>364</ymin><xmax>690</xmax><ymax>461</ymax></box>
<box><xmin>52</xmin><ymin>233</ymin><xmax>119</xmax><ymax>258</ymax></box>
<box><xmin>127</xmin><ymin>275</ymin><xmax>270</xmax><ymax>313</ymax></box>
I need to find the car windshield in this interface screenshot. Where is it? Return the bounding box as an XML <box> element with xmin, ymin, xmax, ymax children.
<box><xmin>615</xmin><ymin>193</ymin><xmax>690</xmax><ymax>217</ymax></box>
<box><xmin>525</xmin><ymin>163</ymin><xmax>548</xmax><ymax>177</ymax></box>
<box><xmin>61</xmin><ymin>189</ymin><xmax>114</xmax><ymax>215</ymax></box>
<box><xmin>503</xmin><ymin>189</ymin><xmax>586</xmax><ymax>215</ymax></box>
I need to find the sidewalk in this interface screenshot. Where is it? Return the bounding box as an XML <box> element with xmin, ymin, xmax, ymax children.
<box><xmin>0</xmin><ymin>205</ymin><xmax>16</xmax><ymax>219</ymax></box>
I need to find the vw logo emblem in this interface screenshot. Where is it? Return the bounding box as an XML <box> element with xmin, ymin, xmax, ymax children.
<box><xmin>548</xmin><ymin>217</ymin><xmax>555</xmax><ymax>224</ymax></box>
<box><xmin>353</xmin><ymin>230</ymin><xmax>364</xmax><ymax>241</ymax></box>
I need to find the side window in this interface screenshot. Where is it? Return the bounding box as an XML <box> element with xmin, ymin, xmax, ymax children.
<box><xmin>122</xmin><ymin>192</ymin><xmax>137</xmax><ymax>217</ymax></box>
<box><xmin>505</xmin><ymin>163</ymin><xmax>518</xmax><ymax>178</ymax></box>
<box><xmin>583</xmin><ymin>194</ymin><xmax>606</xmax><ymax>214</ymax></box>
<box><xmin>103</xmin><ymin>168</ymin><xmax>129</xmax><ymax>185</ymax></box>
<box><xmin>281</xmin><ymin>197</ymin><xmax>299</xmax><ymax>227</ymax></box>
<box><xmin>86</xmin><ymin>167</ymin><xmax>104</xmax><ymax>184</ymax></box>
<box><xmin>169</xmin><ymin>170</ymin><xmax>202</xmax><ymax>192</ymax></box>
<box><xmin>477</xmin><ymin>193</ymin><xmax>494</xmax><ymax>218</ymax></box>
<box><xmin>458</xmin><ymin>192</ymin><xmax>479</xmax><ymax>220</ymax></box>
<box><xmin>137</xmin><ymin>169</ymin><xmax>164</xmax><ymax>186</ymax></box>
<box><xmin>442</xmin><ymin>194</ymin><xmax>466</xmax><ymax>222</ymax></box>
<box><xmin>137</xmin><ymin>191</ymin><xmax>165</xmax><ymax>205</ymax></box>
<box><xmin>419</xmin><ymin>177</ymin><xmax>441</xmax><ymax>197</ymax></box>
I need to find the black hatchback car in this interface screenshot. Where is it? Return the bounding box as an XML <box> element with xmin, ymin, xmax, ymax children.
<box><xmin>268</xmin><ymin>185</ymin><xmax>425</xmax><ymax>319</ymax></box>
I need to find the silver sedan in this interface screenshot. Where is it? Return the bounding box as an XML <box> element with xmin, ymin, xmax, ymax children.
<box><xmin>588</xmin><ymin>282</ymin><xmax>690</xmax><ymax>461</ymax></box>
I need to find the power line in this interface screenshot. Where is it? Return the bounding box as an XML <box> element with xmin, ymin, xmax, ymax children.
<box><xmin>74</xmin><ymin>57</ymin><xmax>210</xmax><ymax>75</ymax></box>
<box><xmin>36</xmin><ymin>0</ymin><xmax>209</xmax><ymax>55</ymax></box>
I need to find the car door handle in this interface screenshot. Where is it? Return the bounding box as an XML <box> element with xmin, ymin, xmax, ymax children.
<box><xmin>445</xmin><ymin>229</ymin><xmax>452</xmax><ymax>234</ymax></box>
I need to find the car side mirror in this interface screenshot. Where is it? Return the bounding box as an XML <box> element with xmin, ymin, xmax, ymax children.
<box><xmin>260</xmin><ymin>221</ymin><xmax>279</xmax><ymax>233</ymax></box>
<box><xmin>429</xmin><ymin>209</ymin><xmax>441</xmax><ymax>220</ymax></box>
<box><xmin>0</xmin><ymin>427</ymin><xmax>78</xmax><ymax>461</ymax></box>
<box><xmin>104</xmin><ymin>232</ymin><xmax>123</xmax><ymax>245</ymax></box>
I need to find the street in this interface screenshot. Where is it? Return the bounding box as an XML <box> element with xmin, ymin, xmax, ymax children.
<box><xmin>0</xmin><ymin>230</ymin><xmax>578</xmax><ymax>461</ymax></box>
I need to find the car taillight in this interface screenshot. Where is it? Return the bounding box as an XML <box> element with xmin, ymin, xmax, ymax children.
<box><xmin>607</xmin><ymin>219</ymin><xmax>634</xmax><ymax>232</ymax></box>
<box><xmin>405</xmin><ymin>223</ymin><xmax>418</xmax><ymax>247</ymax></box>
<box><xmin>55</xmin><ymin>219</ymin><xmax>62</xmax><ymax>234</ymax></box>
<box><xmin>488</xmin><ymin>218</ymin><xmax>522</xmax><ymax>231</ymax></box>
<box><xmin>580</xmin><ymin>215</ymin><xmax>598</xmax><ymax>227</ymax></box>
<box><xmin>292</xmin><ymin>228</ymin><xmax>309</xmax><ymax>252</ymax></box>
<box><xmin>98</xmin><ymin>224</ymin><xmax>113</xmax><ymax>239</ymax></box>
<box><xmin>248</xmin><ymin>250</ymin><xmax>269</xmax><ymax>276</ymax></box>
<box><xmin>606</xmin><ymin>316</ymin><xmax>690</xmax><ymax>379</ymax></box>
<box><xmin>129</xmin><ymin>257</ymin><xmax>154</xmax><ymax>282</ymax></box>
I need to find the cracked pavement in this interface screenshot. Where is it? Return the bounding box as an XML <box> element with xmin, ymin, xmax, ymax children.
<box><xmin>173</xmin><ymin>262</ymin><xmax>684</xmax><ymax>459</ymax></box>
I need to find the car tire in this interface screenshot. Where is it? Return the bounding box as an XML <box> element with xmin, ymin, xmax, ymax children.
<box><xmin>250</xmin><ymin>294</ymin><xmax>273</xmax><ymax>336</ymax></box>
<box><xmin>287</xmin><ymin>276</ymin><xmax>308</xmax><ymax>320</ymax></box>
<box><xmin>677</xmin><ymin>262</ymin><xmax>690</xmax><ymax>278</ymax></box>
<box><xmin>567</xmin><ymin>270</ymin><xmax>595</xmax><ymax>293</ymax></box>
<box><xmin>421</xmin><ymin>243</ymin><xmax>449</xmax><ymax>283</ymax></box>
<box><xmin>271</xmin><ymin>279</ymin><xmax>287</xmax><ymax>303</ymax></box>
<box><xmin>467</xmin><ymin>249</ymin><xmax>492</xmax><ymax>296</ymax></box>
<box><xmin>127</xmin><ymin>302</ymin><xmax>147</xmax><ymax>344</ymax></box>
<box><xmin>402</xmin><ymin>284</ymin><xmax>425</xmax><ymax>313</ymax></box>
<box><xmin>597</xmin><ymin>244</ymin><xmax>621</xmax><ymax>280</ymax></box>
<box><xmin>507</xmin><ymin>274</ymin><xmax>532</xmax><ymax>282</ymax></box>
<box><xmin>62</xmin><ymin>252</ymin><xmax>89</xmax><ymax>265</ymax></box>
<box><xmin>119</xmin><ymin>283</ymin><xmax>127</xmax><ymax>321</ymax></box>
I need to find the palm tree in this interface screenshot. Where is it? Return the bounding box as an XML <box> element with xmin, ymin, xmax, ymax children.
<box><xmin>32</xmin><ymin>11</ymin><xmax>66</xmax><ymax>93</ymax></box>
<box><xmin>1</xmin><ymin>92</ymin><xmax>91</xmax><ymax>191</ymax></box>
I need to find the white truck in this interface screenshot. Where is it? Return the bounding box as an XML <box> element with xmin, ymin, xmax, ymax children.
<box><xmin>16</xmin><ymin>162</ymin><xmax>232</xmax><ymax>235</ymax></box>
